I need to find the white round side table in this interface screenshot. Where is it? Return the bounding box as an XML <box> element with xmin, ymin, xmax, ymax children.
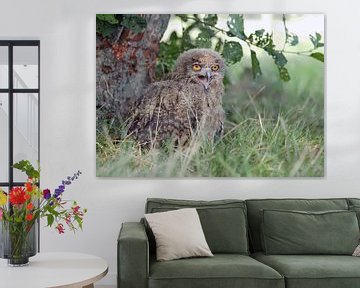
<box><xmin>0</xmin><ymin>252</ymin><xmax>108</xmax><ymax>288</ymax></box>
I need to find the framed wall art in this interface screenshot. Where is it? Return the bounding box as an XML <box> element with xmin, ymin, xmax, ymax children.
<box><xmin>96</xmin><ymin>14</ymin><xmax>324</xmax><ymax>177</ymax></box>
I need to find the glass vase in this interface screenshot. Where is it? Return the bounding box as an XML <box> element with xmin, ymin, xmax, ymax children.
<box><xmin>0</xmin><ymin>220</ymin><xmax>37</xmax><ymax>266</ymax></box>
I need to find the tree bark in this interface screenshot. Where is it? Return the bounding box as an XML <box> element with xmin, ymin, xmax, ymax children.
<box><xmin>96</xmin><ymin>14</ymin><xmax>170</xmax><ymax>129</ymax></box>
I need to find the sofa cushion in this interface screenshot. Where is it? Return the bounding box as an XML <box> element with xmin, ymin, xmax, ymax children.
<box><xmin>349</xmin><ymin>205</ymin><xmax>360</xmax><ymax>228</ymax></box>
<box><xmin>145</xmin><ymin>208</ymin><xmax>213</xmax><ymax>261</ymax></box>
<box><xmin>252</xmin><ymin>252</ymin><xmax>360</xmax><ymax>288</ymax></box>
<box><xmin>146</xmin><ymin>198</ymin><xmax>249</xmax><ymax>254</ymax></box>
<box><xmin>246</xmin><ymin>198</ymin><xmax>349</xmax><ymax>252</ymax></box>
<box><xmin>347</xmin><ymin>199</ymin><xmax>360</xmax><ymax>229</ymax></box>
<box><xmin>149</xmin><ymin>254</ymin><xmax>284</xmax><ymax>288</ymax></box>
<box><xmin>347</xmin><ymin>198</ymin><xmax>360</xmax><ymax>207</ymax></box>
<box><xmin>261</xmin><ymin>209</ymin><xmax>359</xmax><ymax>255</ymax></box>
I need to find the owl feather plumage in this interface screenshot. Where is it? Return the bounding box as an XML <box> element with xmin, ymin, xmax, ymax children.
<box><xmin>128</xmin><ymin>48</ymin><xmax>226</xmax><ymax>147</ymax></box>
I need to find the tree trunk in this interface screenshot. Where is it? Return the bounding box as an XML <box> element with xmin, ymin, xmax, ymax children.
<box><xmin>96</xmin><ymin>14</ymin><xmax>170</xmax><ymax>130</ymax></box>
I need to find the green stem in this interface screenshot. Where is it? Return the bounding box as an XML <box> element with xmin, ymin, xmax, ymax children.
<box><xmin>9</xmin><ymin>222</ymin><xmax>27</xmax><ymax>258</ymax></box>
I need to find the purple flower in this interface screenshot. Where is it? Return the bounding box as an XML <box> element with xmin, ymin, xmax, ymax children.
<box><xmin>54</xmin><ymin>170</ymin><xmax>82</xmax><ymax>199</ymax></box>
<box><xmin>43</xmin><ymin>189</ymin><xmax>51</xmax><ymax>200</ymax></box>
<box><xmin>54</xmin><ymin>189</ymin><xmax>63</xmax><ymax>199</ymax></box>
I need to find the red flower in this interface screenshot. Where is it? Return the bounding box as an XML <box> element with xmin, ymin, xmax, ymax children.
<box><xmin>56</xmin><ymin>223</ymin><xmax>65</xmax><ymax>234</ymax></box>
<box><xmin>25</xmin><ymin>182</ymin><xmax>33</xmax><ymax>192</ymax></box>
<box><xmin>72</xmin><ymin>205</ymin><xmax>80</xmax><ymax>215</ymax></box>
<box><xmin>26</xmin><ymin>203</ymin><xmax>34</xmax><ymax>210</ymax></box>
<box><xmin>65</xmin><ymin>214</ymin><xmax>71</xmax><ymax>225</ymax></box>
<box><xmin>26</xmin><ymin>214</ymin><xmax>33</xmax><ymax>221</ymax></box>
<box><xmin>9</xmin><ymin>187</ymin><xmax>26</xmax><ymax>205</ymax></box>
<box><xmin>24</xmin><ymin>193</ymin><xmax>31</xmax><ymax>200</ymax></box>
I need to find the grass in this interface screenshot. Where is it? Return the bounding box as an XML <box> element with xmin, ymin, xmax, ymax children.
<box><xmin>96</xmin><ymin>54</ymin><xmax>324</xmax><ymax>177</ymax></box>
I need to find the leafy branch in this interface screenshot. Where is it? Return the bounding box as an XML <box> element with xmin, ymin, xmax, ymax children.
<box><xmin>158</xmin><ymin>14</ymin><xmax>324</xmax><ymax>81</ymax></box>
<box><xmin>281</xmin><ymin>15</ymin><xmax>324</xmax><ymax>63</ymax></box>
<box><xmin>96</xmin><ymin>14</ymin><xmax>324</xmax><ymax>82</ymax></box>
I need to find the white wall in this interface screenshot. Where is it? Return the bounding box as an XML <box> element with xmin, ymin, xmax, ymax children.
<box><xmin>1</xmin><ymin>0</ymin><xmax>360</xmax><ymax>286</ymax></box>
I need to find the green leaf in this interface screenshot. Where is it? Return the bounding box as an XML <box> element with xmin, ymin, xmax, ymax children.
<box><xmin>289</xmin><ymin>34</ymin><xmax>299</xmax><ymax>46</ymax></box>
<box><xmin>309</xmin><ymin>33</ymin><xmax>324</xmax><ymax>49</ymax></box>
<box><xmin>120</xmin><ymin>15</ymin><xmax>147</xmax><ymax>34</ymax></box>
<box><xmin>270</xmin><ymin>51</ymin><xmax>290</xmax><ymax>81</ymax></box>
<box><xmin>255</xmin><ymin>29</ymin><xmax>265</xmax><ymax>37</ymax></box>
<box><xmin>203</xmin><ymin>14</ymin><xmax>218</xmax><ymax>26</ymax></box>
<box><xmin>96</xmin><ymin>21</ymin><xmax>118</xmax><ymax>37</ymax></box>
<box><xmin>283</xmin><ymin>15</ymin><xmax>299</xmax><ymax>46</ymax></box>
<box><xmin>227</xmin><ymin>14</ymin><xmax>246</xmax><ymax>39</ymax></box>
<box><xmin>96</xmin><ymin>14</ymin><xmax>119</xmax><ymax>25</ymax></box>
<box><xmin>272</xmin><ymin>51</ymin><xmax>287</xmax><ymax>67</ymax></box>
<box><xmin>13</xmin><ymin>160</ymin><xmax>40</xmax><ymax>180</ymax></box>
<box><xmin>248</xmin><ymin>30</ymin><xmax>273</xmax><ymax>50</ymax></box>
<box><xmin>47</xmin><ymin>214</ymin><xmax>54</xmax><ymax>227</ymax></box>
<box><xmin>176</xmin><ymin>14</ymin><xmax>189</xmax><ymax>22</ymax></box>
<box><xmin>250</xmin><ymin>50</ymin><xmax>262</xmax><ymax>79</ymax></box>
<box><xmin>13</xmin><ymin>160</ymin><xmax>29</xmax><ymax>170</ymax></box>
<box><xmin>46</xmin><ymin>205</ymin><xmax>60</xmax><ymax>217</ymax></box>
<box><xmin>309</xmin><ymin>34</ymin><xmax>317</xmax><ymax>47</ymax></box>
<box><xmin>310</xmin><ymin>52</ymin><xmax>324</xmax><ymax>62</ymax></box>
<box><xmin>222</xmin><ymin>41</ymin><xmax>243</xmax><ymax>65</ymax></box>
<box><xmin>75</xmin><ymin>215</ymin><xmax>83</xmax><ymax>230</ymax></box>
<box><xmin>96</xmin><ymin>14</ymin><xmax>120</xmax><ymax>37</ymax></box>
<box><xmin>195</xmin><ymin>28</ymin><xmax>213</xmax><ymax>48</ymax></box>
<box><xmin>278</xmin><ymin>66</ymin><xmax>290</xmax><ymax>81</ymax></box>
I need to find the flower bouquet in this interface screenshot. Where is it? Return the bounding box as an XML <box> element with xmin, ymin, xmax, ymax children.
<box><xmin>0</xmin><ymin>160</ymin><xmax>87</xmax><ymax>266</ymax></box>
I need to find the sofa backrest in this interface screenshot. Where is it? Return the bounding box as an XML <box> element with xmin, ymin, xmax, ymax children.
<box><xmin>347</xmin><ymin>198</ymin><xmax>360</xmax><ymax>229</ymax></box>
<box><xmin>145</xmin><ymin>198</ymin><xmax>249</xmax><ymax>255</ymax></box>
<box><xmin>245</xmin><ymin>198</ymin><xmax>350</xmax><ymax>252</ymax></box>
<box><xmin>348</xmin><ymin>198</ymin><xmax>360</xmax><ymax>207</ymax></box>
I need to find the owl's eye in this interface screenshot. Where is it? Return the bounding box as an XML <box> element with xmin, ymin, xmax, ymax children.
<box><xmin>192</xmin><ymin>64</ymin><xmax>201</xmax><ymax>71</ymax></box>
<box><xmin>211</xmin><ymin>64</ymin><xmax>220</xmax><ymax>71</ymax></box>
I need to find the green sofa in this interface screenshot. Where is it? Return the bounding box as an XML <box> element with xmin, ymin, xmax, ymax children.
<box><xmin>118</xmin><ymin>198</ymin><xmax>360</xmax><ymax>288</ymax></box>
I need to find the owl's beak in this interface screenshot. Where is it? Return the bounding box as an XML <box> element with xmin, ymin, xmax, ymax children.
<box><xmin>203</xmin><ymin>70</ymin><xmax>212</xmax><ymax>90</ymax></box>
<box><xmin>206</xmin><ymin>70</ymin><xmax>212</xmax><ymax>81</ymax></box>
<box><xmin>197</xmin><ymin>69</ymin><xmax>213</xmax><ymax>91</ymax></box>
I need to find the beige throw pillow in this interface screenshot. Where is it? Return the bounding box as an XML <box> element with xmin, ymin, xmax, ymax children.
<box><xmin>145</xmin><ymin>208</ymin><xmax>213</xmax><ymax>261</ymax></box>
<box><xmin>353</xmin><ymin>244</ymin><xmax>360</xmax><ymax>256</ymax></box>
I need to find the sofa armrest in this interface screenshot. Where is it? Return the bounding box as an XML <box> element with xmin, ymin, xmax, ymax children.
<box><xmin>118</xmin><ymin>222</ymin><xmax>149</xmax><ymax>288</ymax></box>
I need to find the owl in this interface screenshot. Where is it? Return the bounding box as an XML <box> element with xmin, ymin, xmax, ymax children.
<box><xmin>128</xmin><ymin>48</ymin><xmax>226</xmax><ymax>147</ymax></box>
